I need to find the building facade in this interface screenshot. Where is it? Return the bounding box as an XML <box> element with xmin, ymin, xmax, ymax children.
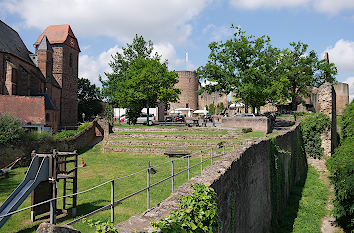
<box><xmin>0</xmin><ymin>21</ymin><xmax>79</xmax><ymax>131</ymax></box>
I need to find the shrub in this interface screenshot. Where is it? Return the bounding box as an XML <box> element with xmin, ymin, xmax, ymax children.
<box><xmin>242</xmin><ymin>128</ymin><xmax>253</xmax><ymax>133</ymax></box>
<box><xmin>300</xmin><ymin>113</ymin><xmax>330</xmax><ymax>159</ymax></box>
<box><xmin>82</xmin><ymin>218</ymin><xmax>118</xmax><ymax>233</ymax></box>
<box><xmin>340</xmin><ymin>99</ymin><xmax>354</xmax><ymax>140</ymax></box>
<box><xmin>78</xmin><ymin>121</ymin><xmax>92</xmax><ymax>132</ymax></box>
<box><xmin>326</xmin><ymin>136</ymin><xmax>354</xmax><ymax>231</ymax></box>
<box><xmin>0</xmin><ymin>112</ymin><xmax>24</xmax><ymax>144</ymax></box>
<box><xmin>23</xmin><ymin>130</ymin><xmax>54</xmax><ymax>141</ymax></box>
<box><xmin>151</xmin><ymin>183</ymin><xmax>220</xmax><ymax>232</ymax></box>
<box><xmin>54</xmin><ymin>130</ymin><xmax>77</xmax><ymax>139</ymax></box>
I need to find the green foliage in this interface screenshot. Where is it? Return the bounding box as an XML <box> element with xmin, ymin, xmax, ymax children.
<box><xmin>104</xmin><ymin>104</ymin><xmax>114</xmax><ymax>123</ymax></box>
<box><xmin>208</xmin><ymin>103</ymin><xmax>214</xmax><ymax>115</ymax></box>
<box><xmin>280</xmin><ymin>42</ymin><xmax>337</xmax><ymax>110</ymax></box>
<box><xmin>340</xmin><ymin>99</ymin><xmax>354</xmax><ymax>140</ymax></box>
<box><xmin>300</xmin><ymin>113</ymin><xmax>331</xmax><ymax>159</ymax></box>
<box><xmin>151</xmin><ymin>183</ymin><xmax>220</xmax><ymax>233</ymax></box>
<box><xmin>0</xmin><ymin>112</ymin><xmax>24</xmax><ymax>144</ymax></box>
<box><xmin>78</xmin><ymin>77</ymin><xmax>103</xmax><ymax>120</ymax></box>
<box><xmin>78</xmin><ymin>121</ymin><xmax>92</xmax><ymax>132</ymax></box>
<box><xmin>54</xmin><ymin>130</ymin><xmax>77</xmax><ymax>139</ymax></box>
<box><xmin>197</xmin><ymin>26</ymin><xmax>283</xmax><ymax>111</ymax></box>
<box><xmin>100</xmin><ymin>35</ymin><xmax>180</xmax><ymax>124</ymax></box>
<box><xmin>22</xmin><ymin>130</ymin><xmax>53</xmax><ymax>141</ymax></box>
<box><xmin>82</xmin><ymin>218</ymin><xmax>118</xmax><ymax>233</ymax></box>
<box><xmin>198</xmin><ymin>26</ymin><xmax>337</xmax><ymax>112</ymax></box>
<box><xmin>326</xmin><ymin>137</ymin><xmax>354</xmax><ymax>231</ymax></box>
<box><xmin>269</xmin><ymin>138</ymin><xmax>286</xmax><ymax>227</ymax></box>
<box><xmin>242</xmin><ymin>128</ymin><xmax>252</xmax><ymax>133</ymax></box>
<box><xmin>216</xmin><ymin>102</ymin><xmax>224</xmax><ymax>114</ymax></box>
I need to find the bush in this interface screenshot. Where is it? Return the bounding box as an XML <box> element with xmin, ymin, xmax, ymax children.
<box><xmin>78</xmin><ymin>121</ymin><xmax>92</xmax><ymax>132</ymax></box>
<box><xmin>23</xmin><ymin>130</ymin><xmax>53</xmax><ymax>141</ymax></box>
<box><xmin>151</xmin><ymin>183</ymin><xmax>220</xmax><ymax>232</ymax></box>
<box><xmin>341</xmin><ymin>99</ymin><xmax>354</xmax><ymax>140</ymax></box>
<box><xmin>54</xmin><ymin>130</ymin><xmax>77</xmax><ymax>139</ymax></box>
<box><xmin>300</xmin><ymin>113</ymin><xmax>330</xmax><ymax>159</ymax></box>
<box><xmin>0</xmin><ymin>112</ymin><xmax>24</xmax><ymax>144</ymax></box>
<box><xmin>326</xmin><ymin>136</ymin><xmax>354</xmax><ymax>231</ymax></box>
<box><xmin>242</xmin><ymin>128</ymin><xmax>253</xmax><ymax>133</ymax></box>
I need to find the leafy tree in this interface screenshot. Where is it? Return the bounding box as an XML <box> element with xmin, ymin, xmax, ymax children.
<box><xmin>0</xmin><ymin>112</ymin><xmax>24</xmax><ymax>144</ymax></box>
<box><xmin>197</xmin><ymin>26</ymin><xmax>283</xmax><ymax>113</ymax></box>
<box><xmin>100</xmin><ymin>35</ymin><xmax>180</xmax><ymax>124</ymax></box>
<box><xmin>78</xmin><ymin>78</ymin><xmax>103</xmax><ymax>121</ymax></box>
<box><xmin>208</xmin><ymin>103</ymin><xmax>215</xmax><ymax>115</ymax></box>
<box><xmin>279</xmin><ymin>42</ymin><xmax>337</xmax><ymax>110</ymax></box>
<box><xmin>340</xmin><ymin>99</ymin><xmax>354</xmax><ymax>140</ymax></box>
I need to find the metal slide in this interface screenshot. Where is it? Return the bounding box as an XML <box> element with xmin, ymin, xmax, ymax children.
<box><xmin>0</xmin><ymin>156</ymin><xmax>49</xmax><ymax>228</ymax></box>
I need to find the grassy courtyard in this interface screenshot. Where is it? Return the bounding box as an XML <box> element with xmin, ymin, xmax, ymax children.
<box><xmin>0</xmin><ymin>126</ymin><xmax>258</xmax><ymax>232</ymax></box>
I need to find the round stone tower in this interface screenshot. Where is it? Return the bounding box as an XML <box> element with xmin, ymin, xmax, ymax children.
<box><xmin>169</xmin><ymin>71</ymin><xmax>199</xmax><ymax>112</ymax></box>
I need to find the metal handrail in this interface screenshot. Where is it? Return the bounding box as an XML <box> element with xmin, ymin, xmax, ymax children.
<box><xmin>0</xmin><ymin>142</ymin><xmax>238</xmax><ymax>227</ymax></box>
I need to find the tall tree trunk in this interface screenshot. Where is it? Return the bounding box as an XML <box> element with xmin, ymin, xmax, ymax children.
<box><xmin>245</xmin><ymin>99</ymin><xmax>249</xmax><ymax>113</ymax></box>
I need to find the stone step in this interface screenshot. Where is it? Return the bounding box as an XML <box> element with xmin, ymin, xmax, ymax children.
<box><xmin>109</xmin><ymin>133</ymin><xmax>239</xmax><ymax>141</ymax></box>
<box><xmin>104</xmin><ymin>139</ymin><xmax>222</xmax><ymax>148</ymax></box>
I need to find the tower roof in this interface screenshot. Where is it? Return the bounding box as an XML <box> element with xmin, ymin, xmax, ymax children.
<box><xmin>34</xmin><ymin>24</ymin><xmax>80</xmax><ymax>52</ymax></box>
<box><xmin>0</xmin><ymin>20</ymin><xmax>34</xmax><ymax>65</ymax></box>
<box><xmin>37</xmin><ymin>35</ymin><xmax>53</xmax><ymax>51</ymax></box>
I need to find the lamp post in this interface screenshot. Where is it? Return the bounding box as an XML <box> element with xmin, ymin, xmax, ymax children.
<box><xmin>212</xmin><ymin>95</ymin><xmax>215</xmax><ymax>127</ymax></box>
<box><xmin>82</xmin><ymin>113</ymin><xmax>85</xmax><ymax>122</ymax></box>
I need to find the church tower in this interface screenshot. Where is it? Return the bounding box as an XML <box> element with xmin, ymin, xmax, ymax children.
<box><xmin>34</xmin><ymin>25</ymin><xmax>80</xmax><ymax>126</ymax></box>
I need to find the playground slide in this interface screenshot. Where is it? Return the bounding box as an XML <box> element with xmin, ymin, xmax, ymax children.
<box><xmin>0</xmin><ymin>156</ymin><xmax>49</xmax><ymax>228</ymax></box>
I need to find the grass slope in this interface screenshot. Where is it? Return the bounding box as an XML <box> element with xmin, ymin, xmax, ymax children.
<box><xmin>274</xmin><ymin>164</ymin><xmax>329</xmax><ymax>233</ymax></box>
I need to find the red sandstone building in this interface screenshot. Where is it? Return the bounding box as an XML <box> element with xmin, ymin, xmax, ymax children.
<box><xmin>0</xmin><ymin>21</ymin><xmax>79</xmax><ymax>132</ymax></box>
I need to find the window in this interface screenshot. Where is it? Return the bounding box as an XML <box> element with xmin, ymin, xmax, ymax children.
<box><xmin>186</xmin><ymin>103</ymin><xmax>189</xmax><ymax>108</ymax></box>
<box><xmin>46</xmin><ymin>113</ymin><xmax>50</xmax><ymax>121</ymax></box>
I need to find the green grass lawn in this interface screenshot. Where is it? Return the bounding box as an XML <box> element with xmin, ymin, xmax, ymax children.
<box><xmin>273</xmin><ymin>164</ymin><xmax>329</xmax><ymax>233</ymax></box>
<box><xmin>0</xmin><ymin>144</ymin><xmax>224</xmax><ymax>233</ymax></box>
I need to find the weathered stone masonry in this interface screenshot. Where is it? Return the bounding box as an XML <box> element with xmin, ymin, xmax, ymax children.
<box><xmin>116</xmin><ymin>124</ymin><xmax>307</xmax><ymax>233</ymax></box>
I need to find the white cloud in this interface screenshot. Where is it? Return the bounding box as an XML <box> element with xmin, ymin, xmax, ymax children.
<box><xmin>154</xmin><ymin>42</ymin><xmax>185</xmax><ymax>69</ymax></box>
<box><xmin>343</xmin><ymin>76</ymin><xmax>354</xmax><ymax>102</ymax></box>
<box><xmin>229</xmin><ymin>0</ymin><xmax>309</xmax><ymax>10</ymax></box>
<box><xmin>229</xmin><ymin>0</ymin><xmax>354</xmax><ymax>14</ymax></box>
<box><xmin>202</xmin><ymin>24</ymin><xmax>233</xmax><ymax>41</ymax></box>
<box><xmin>79</xmin><ymin>46</ymin><xmax>121</xmax><ymax>86</ymax></box>
<box><xmin>1</xmin><ymin>0</ymin><xmax>211</xmax><ymax>44</ymax></box>
<box><xmin>324</xmin><ymin>39</ymin><xmax>354</xmax><ymax>74</ymax></box>
<box><xmin>80</xmin><ymin>43</ymin><xmax>191</xmax><ymax>86</ymax></box>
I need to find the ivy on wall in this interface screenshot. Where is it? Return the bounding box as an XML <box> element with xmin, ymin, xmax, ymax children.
<box><xmin>300</xmin><ymin>113</ymin><xmax>331</xmax><ymax>159</ymax></box>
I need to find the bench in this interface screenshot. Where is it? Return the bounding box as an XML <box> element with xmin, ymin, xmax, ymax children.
<box><xmin>164</xmin><ymin>148</ymin><xmax>191</xmax><ymax>157</ymax></box>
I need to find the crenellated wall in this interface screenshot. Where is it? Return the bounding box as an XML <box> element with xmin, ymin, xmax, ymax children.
<box><xmin>116</xmin><ymin>124</ymin><xmax>307</xmax><ymax>233</ymax></box>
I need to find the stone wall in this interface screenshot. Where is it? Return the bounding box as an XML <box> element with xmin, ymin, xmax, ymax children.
<box><xmin>317</xmin><ymin>82</ymin><xmax>337</xmax><ymax>156</ymax></box>
<box><xmin>333</xmin><ymin>82</ymin><xmax>349</xmax><ymax>115</ymax></box>
<box><xmin>0</xmin><ymin>119</ymin><xmax>104</xmax><ymax>168</ymax></box>
<box><xmin>221</xmin><ymin>116</ymin><xmax>271</xmax><ymax>133</ymax></box>
<box><xmin>116</xmin><ymin>124</ymin><xmax>307</xmax><ymax>233</ymax></box>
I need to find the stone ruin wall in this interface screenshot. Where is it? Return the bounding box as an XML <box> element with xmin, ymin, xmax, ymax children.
<box><xmin>333</xmin><ymin>82</ymin><xmax>349</xmax><ymax>115</ymax></box>
<box><xmin>116</xmin><ymin>124</ymin><xmax>307</xmax><ymax>233</ymax></box>
<box><xmin>317</xmin><ymin>82</ymin><xmax>337</xmax><ymax>156</ymax></box>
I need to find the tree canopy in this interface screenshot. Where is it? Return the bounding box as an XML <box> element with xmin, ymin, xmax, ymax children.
<box><xmin>78</xmin><ymin>77</ymin><xmax>103</xmax><ymax>121</ymax></box>
<box><xmin>100</xmin><ymin>35</ymin><xmax>180</xmax><ymax>123</ymax></box>
<box><xmin>197</xmin><ymin>26</ymin><xmax>337</xmax><ymax>112</ymax></box>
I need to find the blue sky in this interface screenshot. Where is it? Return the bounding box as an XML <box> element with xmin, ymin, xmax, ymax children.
<box><xmin>1</xmin><ymin>0</ymin><xmax>353</xmax><ymax>100</ymax></box>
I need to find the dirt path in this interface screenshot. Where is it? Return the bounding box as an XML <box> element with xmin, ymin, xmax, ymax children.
<box><xmin>307</xmin><ymin>157</ymin><xmax>343</xmax><ymax>233</ymax></box>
